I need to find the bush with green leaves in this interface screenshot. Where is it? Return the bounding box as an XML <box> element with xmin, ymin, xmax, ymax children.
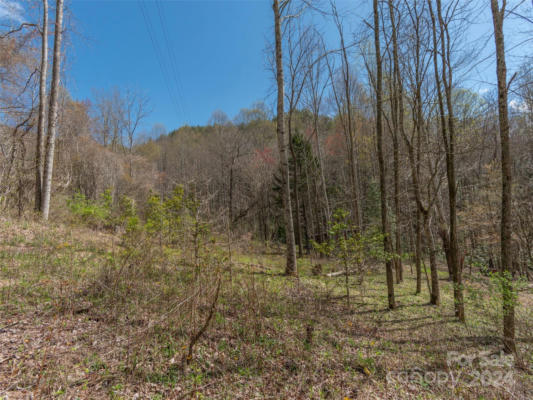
<box><xmin>144</xmin><ymin>186</ymin><xmax>186</xmax><ymax>245</ymax></box>
<box><xmin>313</xmin><ymin>209</ymin><xmax>387</xmax><ymax>308</ymax></box>
<box><xmin>116</xmin><ymin>185</ymin><xmax>212</xmax><ymax>264</ymax></box>
<box><xmin>67</xmin><ymin>189</ymin><xmax>113</xmax><ymax>228</ymax></box>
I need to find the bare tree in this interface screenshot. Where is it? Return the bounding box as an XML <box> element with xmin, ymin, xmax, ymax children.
<box><xmin>34</xmin><ymin>0</ymin><xmax>48</xmax><ymax>211</ymax></box>
<box><xmin>285</xmin><ymin>19</ymin><xmax>314</xmax><ymax>256</ymax></box>
<box><xmin>490</xmin><ymin>0</ymin><xmax>516</xmax><ymax>355</ymax></box>
<box><xmin>41</xmin><ymin>0</ymin><xmax>65</xmax><ymax>221</ymax></box>
<box><xmin>427</xmin><ymin>0</ymin><xmax>465</xmax><ymax>321</ymax></box>
<box><xmin>124</xmin><ymin>90</ymin><xmax>149</xmax><ymax>153</ymax></box>
<box><xmin>398</xmin><ymin>0</ymin><xmax>442</xmax><ymax>303</ymax></box>
<box><xmin>373</xmin><ymin>0</ymin><xmax>396</xmax><ymax>309</ymax></box>
<box><xmin>92</xmin><ymin>87</ymin><xmax>122</xmax><ymax>149</ymax></box>
<box><xmin>124</xmin><ymin>89</ymin><xmax>150</xmax><ymax>177</ymax></box>
<box><xmin>386</xmin><ymin>0</ymin><xmax>404</xmax><ymax>283</ymax></box>
<box><xmin>304</xmin><ymin>36</ymin><xmax>331</xmax><ymax>235</ymax></box>
<box><xmin>0</xmin><ymin>17</ymin><xmax>39</xmax><ymax>212</ymax></box>
<box><xmin>330</xmin><ymin>2</ymin><xmax>362</xmax><ymax>230</ymax></box>
<box><xmin>208</xmin><ymin>110</ymin><xmax>251</xmax><ymax>227</ymax></box>
<box><xmin>273</xmin><ymin>0</ymin><xmax>297</xmax><ymax>275</ymax></box>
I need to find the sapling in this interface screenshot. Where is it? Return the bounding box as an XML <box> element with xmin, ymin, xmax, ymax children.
<box><xmin>313</xmin><ymin>209</ymin><xmax>387</xmax><ymax>309</ymax></box>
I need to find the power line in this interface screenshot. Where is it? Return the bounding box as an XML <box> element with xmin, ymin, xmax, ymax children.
<box><xmin>155</xmin><ymin>0</ymin><xmax>190</xmax><ymax>124</ymax></box>
<box><xmin>138</xmin><ymin>0</ymin><xmax>183</xmax><ymax>125</ymax></box>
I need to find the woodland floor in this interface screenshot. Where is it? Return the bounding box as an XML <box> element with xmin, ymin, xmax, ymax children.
<box><xmin>0</xmin><ymin>218</ymin><xmax>532</xmax><ymax>399</ymax></box>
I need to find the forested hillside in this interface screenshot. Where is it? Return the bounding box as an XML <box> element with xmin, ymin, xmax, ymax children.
<box><xmin>0</xmin><ymin>0</ymin><xmax>532</xmax><ymax>398</ymax></box>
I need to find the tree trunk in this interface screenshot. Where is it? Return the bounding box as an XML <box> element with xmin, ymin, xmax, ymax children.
<box><xmin>490</xmin><ymin>0</ymin><xmax>516</xmax><ymax>355</ymax></box>
<box><xmin>424</xmin><ymin>214</ymin><xmax>440</xmax><ymax>305</ymax></box>
<box><xmin>331</xmin><ymin>5</ymin><xmax>362</xmax><ymax>230</ymax></box>
<box><xmin>438</xmin><ymin>0</ymin><xmax>464</xmax><ymax>322</ymax></box>
<box><xmin>408</xmin><ymin>6</ymin><xmax>424</xmax><ymax>294</ymax></box>
<box><xmin>35</xmin><ymin>0</ymin><xmax>48</xmax><ymax>211</ymax></box>
<box><xmin>415</xmin><ymin>207</ymin><xmax>422</xmax><ymax>294</ymax></box>
<box><xmin>393</xmin><ymin>135</ymin><xmax>402</xmax><ymax>283</ymax></box>
<box><xmin>41</xmin><ymin>0</ymin><xmax>64</xmax><ymax>221</ymax></box>
<box><xmin>428</xmin><ymin>0</ymin><xmax>464</xmax><ymax>322</ymax></box>
<box><xmin>404</xmin><ymin>128</ymin><xmax>439</xmax><ymax>303</ymax></box>
<box><xmin>273</xmin><ymin>0</ymin><xmax>297</xmax><ymax>275</ymax></box>
<box><xmin>387</xmin><ymin>0</ymin><xmax>403</xmax><ymax>283</ymax></box>
<box><xmin>374</xmin><ymin>0</ymin><xmax>395</xmax><ymax>309</ymax></box>
<box><xmin>438</xmin><ymin>220</ymin><xmax>454</xmax><ymax>280</ymax></box>
<box><xmin>17</xmin><ymin>143</ymin><xmax>26</xmax><ymax>217</ymax></box>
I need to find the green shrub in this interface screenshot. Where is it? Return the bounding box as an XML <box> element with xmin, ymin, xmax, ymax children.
<box><xmin>312</xmin><ymin>208</ymin><xmax>387</xmax><ymax>309</ymax></box>
<box><xmin>67</xmin><ymin>189</ymin><xmax>112</xmax><ymax>228</ymax></box>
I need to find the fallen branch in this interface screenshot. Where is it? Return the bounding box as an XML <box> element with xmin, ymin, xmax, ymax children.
<box><xmin>326</xmin><ymin>269</ymin><xmax>358</xmax><ymax>277</ymax></box>
<box><xmin>182</xmin><ymin>275</ymin><xmax>222</xmax><ymax>368</ymax></box>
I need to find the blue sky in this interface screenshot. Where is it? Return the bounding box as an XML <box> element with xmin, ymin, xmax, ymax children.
<box><xmin>1</xmin><ymin>0</ymin><xmax>530</xmax><ymax>135</ymax></box>
<box><xmin>63</xmin><ymin>0</ymin><xmax>529</xmax><ymax>136</ymax></box>
<box><xmin>67</xmin><ymin>0</ymin><xmax>277</xmax><ymax>134</ymax></box>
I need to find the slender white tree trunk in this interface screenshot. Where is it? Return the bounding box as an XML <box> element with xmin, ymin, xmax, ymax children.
<box><xmin>273</xmin><ymin>0</ymin><xmax>297</xmax><ymax>275</ymax></box>
<box><xmin>41</xmin><ymin>0</ymin><xmax>64</xmax><ymax>220</ymax></box>
<box><xmin>35</xmin><ymin>0</ymin><xmax>48</xmax><ymax>211</ymax></box>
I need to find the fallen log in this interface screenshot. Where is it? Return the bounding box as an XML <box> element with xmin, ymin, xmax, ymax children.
<box><xmin>326</xmin><ymin>269</ymin><xmax>359</xmax><ymax>277</ymax></box>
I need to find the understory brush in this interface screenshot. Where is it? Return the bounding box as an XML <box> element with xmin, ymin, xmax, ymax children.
<box><xmin>0</xmin><ymin>198</ymin><xmax>532</xmax><ymax>398</ymax></box>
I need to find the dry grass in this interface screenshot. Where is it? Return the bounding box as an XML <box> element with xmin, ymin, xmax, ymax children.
<box><xmin>0</xmin><ymin>217</ymin><xmax>532</xmax><ymax>399</ymax></box>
